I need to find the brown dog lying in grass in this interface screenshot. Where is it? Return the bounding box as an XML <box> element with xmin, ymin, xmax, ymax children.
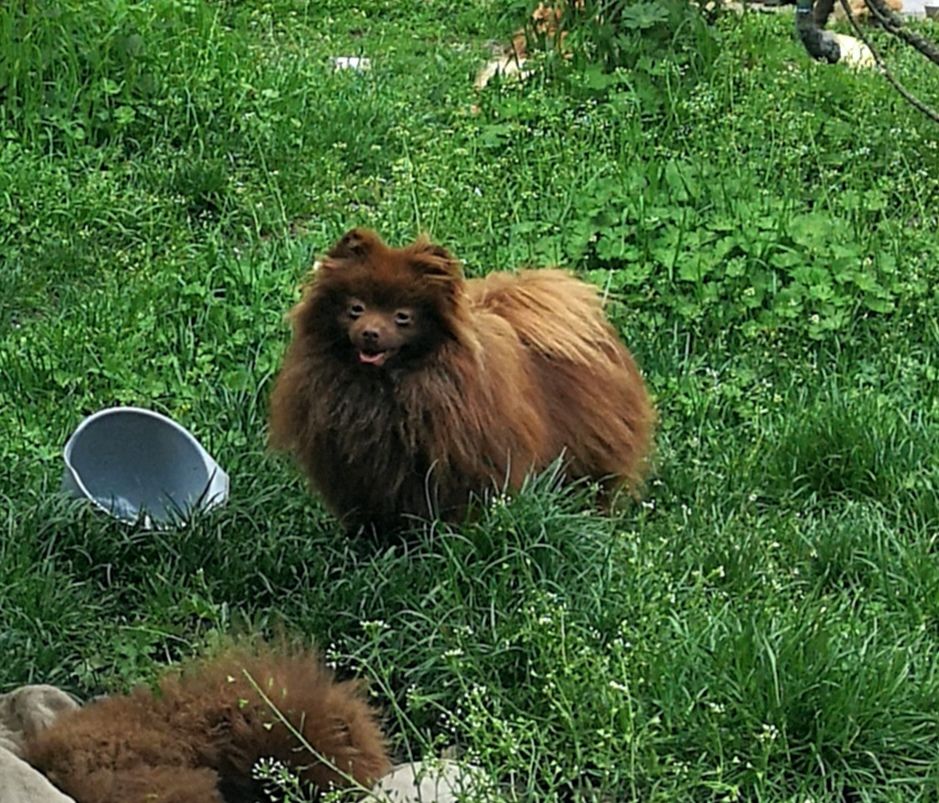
<box><xmin>269</xmin><ymin>229</ymin><xmax>655</xmax><ymax>533</ymax></box>
<box><xmin>24</xmin><ymin>645</ymin><xmax>389</xmax><ymax>803</ymax></box>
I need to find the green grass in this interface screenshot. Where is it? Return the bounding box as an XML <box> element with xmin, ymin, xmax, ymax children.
<box><xmin>2</xmin><ymin>0</ymin><xmax>939</xmax><ymax>799</ymax></box>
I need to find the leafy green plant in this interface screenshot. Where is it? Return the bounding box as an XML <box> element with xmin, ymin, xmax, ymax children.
<box><xmin>552</xmin><ymin>0</ymin><xmax>719</xmax><ymax>80</ymax></box>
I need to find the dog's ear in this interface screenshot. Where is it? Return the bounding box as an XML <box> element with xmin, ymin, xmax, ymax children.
<box><xmin>416</xmin><ymin>242</ymin><xmax>453</xmax><ymax>262</ymax></box>
<box><xmin>409</xmin><ymin>237</ymin><xmax>462</xmax><ymax>282</ymax></box>
<box><xmin>326</xmin><ymin>228</ymin><xmax>381</xmax><ymax>261</ymax></box>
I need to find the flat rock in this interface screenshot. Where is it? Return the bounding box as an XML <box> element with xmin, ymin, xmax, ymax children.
<box><xmin>0</xmin><ymin>684</ymin><xmax>80</xmax><ymax>803</ymax></box>
<box><xmin>0</xmin><ymin>748</ymin><xmax>76</xmax><ymax>803</ymax></box>
<box><xmin>370</xmin><ymin>760</ymin><xmax>488</xmax><ymax>802</ymax></box>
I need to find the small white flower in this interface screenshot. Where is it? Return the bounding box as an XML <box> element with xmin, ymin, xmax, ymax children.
<box><xmin>608</xmin><ymin>680</ymin><xmax>629</xmax><ymax>693</ymax></box>
<box><xmin>757</xmin><ymin>723</ymin><xmax>780</xmax><ymax>743</ymax></box>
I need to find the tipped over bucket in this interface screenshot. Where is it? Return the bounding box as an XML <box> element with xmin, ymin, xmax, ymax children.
<box><xmin>62</xmin><ymin>407</ymin><xmax>229</xmax><ymax>528</ymax></box>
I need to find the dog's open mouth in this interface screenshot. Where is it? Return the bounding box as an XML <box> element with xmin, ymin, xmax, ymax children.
<box><xmin>358</xmin><ymin>349</ymin><xmax>395</xmax><ymax>367</ymax></box>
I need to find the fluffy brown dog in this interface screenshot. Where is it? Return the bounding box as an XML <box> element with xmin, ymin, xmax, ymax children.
<box><xmin>269</xmin><ymin>229</ymin><xmax>655</xmax><ymax>532</ymax></box>
<box><xmin>24</xmin><ymin>646</ymin><xmax>389</xmax><ymax>803</ymax></box>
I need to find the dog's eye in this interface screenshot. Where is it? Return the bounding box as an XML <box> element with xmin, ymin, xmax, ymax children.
<box><xmin>349</xmin><ymin>301</ymin><xmax>365</xmax><ymax>319</ymax></box>
<box><xmin>394</xmin><ymin>310</ymin><xmax>413</xmax><ymax>327</ymax></box>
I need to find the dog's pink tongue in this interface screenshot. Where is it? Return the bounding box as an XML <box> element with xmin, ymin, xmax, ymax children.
<box><xmin>358</xmin><ymin>351</ymin><xmax>386</xmax><ymax>366</ymax></box>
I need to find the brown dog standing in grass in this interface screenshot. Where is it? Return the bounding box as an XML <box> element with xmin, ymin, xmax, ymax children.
<box><xmin>269</xmin><ymin>229</ymin><xmax>655</xmax><ymax>533</ymax></box>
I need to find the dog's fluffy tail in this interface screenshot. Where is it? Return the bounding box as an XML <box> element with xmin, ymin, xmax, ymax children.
<box><xmin>470</xmin><ymin>269</ymin><xmax>622</xmax><ymax>366</ymax></box>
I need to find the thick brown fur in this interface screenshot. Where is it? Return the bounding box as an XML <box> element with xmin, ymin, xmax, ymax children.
<box><xmin>269</xmin><ymin>228</ymin><xmax>655</xmax><ymax>533</ymax></box>
<box><xmin>24</xmin><ymin>646</ymin><xmax>390</xmax><ymax>803</ymax></box>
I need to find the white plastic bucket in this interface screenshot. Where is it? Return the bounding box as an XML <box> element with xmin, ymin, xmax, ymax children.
<box><xmin>62</xmin><ymin>407</ymin><xmax>229</xmax><ymax>528</ymax></box>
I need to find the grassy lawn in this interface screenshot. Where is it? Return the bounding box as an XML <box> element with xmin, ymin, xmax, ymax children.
<box><xmin>2</xmin><ymin>0</ymin><xmax>939</xmax><ymax>799</ymax></box>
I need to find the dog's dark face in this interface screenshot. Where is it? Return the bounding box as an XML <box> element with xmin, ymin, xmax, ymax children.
<box><xmin>342</xmin><ymin>296</ymin><xmax>422</xmax><ymax>367</ymax></box>
<box><xmin>298</xmin><ymin>228</ymin><xmax>466</xmax><ymax>371</ymax></box>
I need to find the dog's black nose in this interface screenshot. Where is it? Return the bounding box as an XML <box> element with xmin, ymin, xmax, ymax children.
<box><xmin>362</xmin><ymin>328</ymin><xmax>379</xmax><ymax>342</ymax></box>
